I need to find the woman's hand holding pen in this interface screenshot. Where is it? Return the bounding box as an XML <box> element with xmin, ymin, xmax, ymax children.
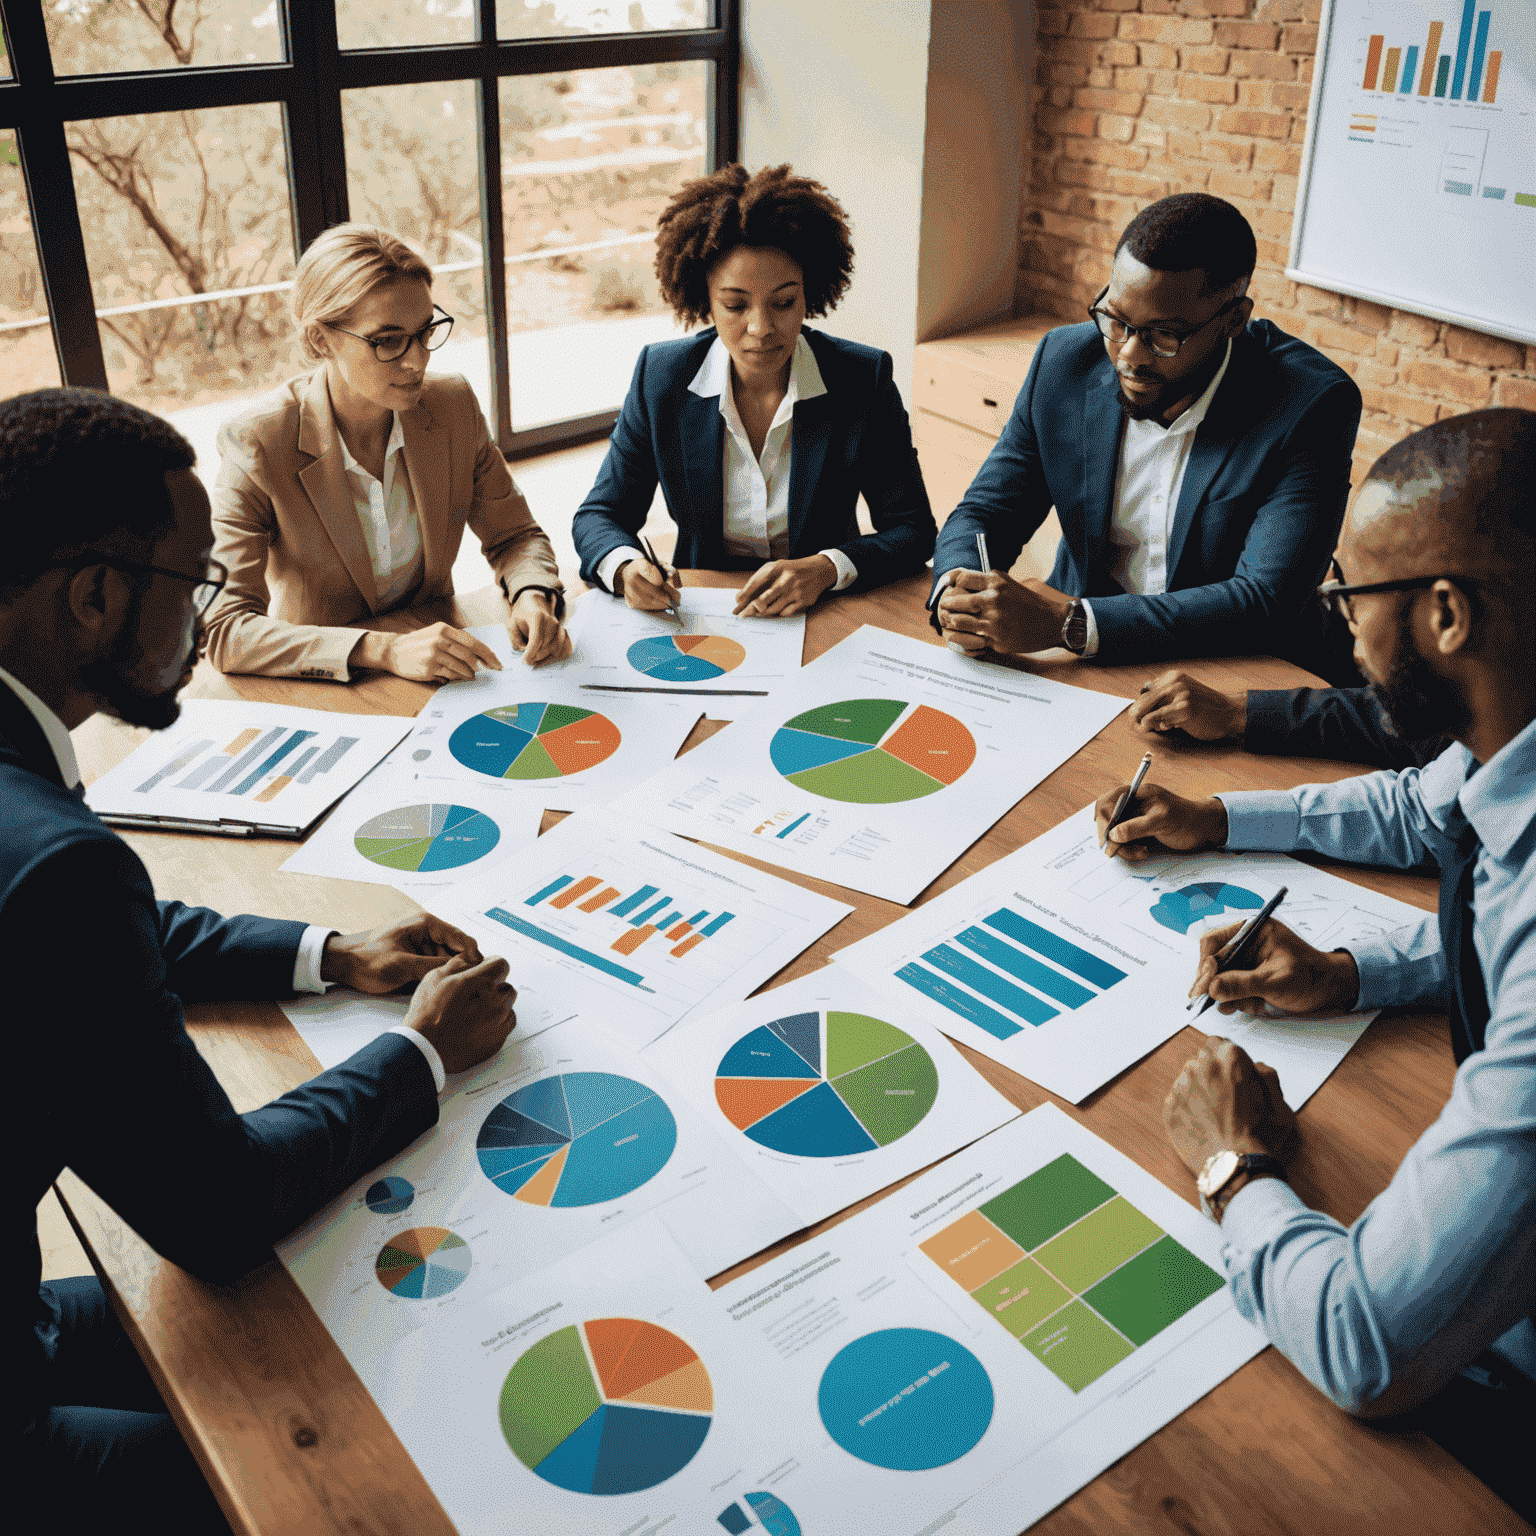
<box><xmin>615</xmin><ymin>557</ymin><xmax>681</xmax><ymax>614</ymax></box>
<box><xmin>1092</xmin><ymin>779</ymin><xmax>1228</xmax><ymax>860</ymax></box>
<box><xmin>1190</xmin><ymin>918</ymin><xmax>1360</xmax><ymax>1018</ymax></box>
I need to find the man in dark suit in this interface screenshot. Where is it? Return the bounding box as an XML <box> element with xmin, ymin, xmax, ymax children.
<box><xmin>3</xmin><ymin>389</ymin><xmax>518</xmax><ymax>1531</ymax></box>
<box><xmin>934</xmin><ymin>193</ymin><xmax>1361</xmax><ymax>664</ymax></box>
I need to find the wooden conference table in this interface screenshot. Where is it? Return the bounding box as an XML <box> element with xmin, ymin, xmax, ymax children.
<box><xmin>58</xmin><ymin>571</ymin><xmax>1528</xmax><ymax>1536</ymax></box>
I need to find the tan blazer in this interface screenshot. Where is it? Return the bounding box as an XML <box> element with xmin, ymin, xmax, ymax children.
<box><xmin>205</xmin><ymin>369</ymin><xmax>563</xmax><ymax>678</ymax></box>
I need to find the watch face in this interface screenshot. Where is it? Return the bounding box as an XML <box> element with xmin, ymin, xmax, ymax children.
<box><xmin>1198</xmin><ymin>1149</ymin><xmax>1241</xmax><ymax>1198</ymax></box>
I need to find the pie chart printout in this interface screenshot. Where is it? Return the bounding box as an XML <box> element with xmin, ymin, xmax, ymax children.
<box><xmin>449</xmin><ymin>703</ymin><xmax>621</xmax><ymax>781</ymax></box>
<box><xmin>817</xmin><ymin>1328</ymin><xmax>993</xmax><ymax>1470</ymax></box>
<box><xmin>628</xmin><ymin>633</ymin><xmax>746</xmax><ymax>682</ymax></box>
<box><xmin>353</xmin><ymin>803</ymin><xmax>502</xmax><ymax>873</ymax></box>
<box><xmin>475</xmin><ymin>1073</ymin><xmax>678</xmax><ymax>1207</ymax></box>
<box><xmin>714</xmin><ymin>1011</ymin><xmax>939</xmax><ymax>1157</ymax></box>
<box><xmin>501</xmin><ymin>1318</ymin><xmax>713</xmax><ymax>1494</ymax></box>
<box><xmin>717</xmin><ymin>1491</ymin><xmax>801</xmax><ymax>1535</ymax></box>
<box><xmin>364</xmin><ymin>1176</ymin><xmax>415</xmax><ymax>1215</ymax></box>
<box><xmin>374</xmin><ymin>1227</ymin><xmax>471</xmax><ymax>1300</ymax></box>
<box><xmin>1150</xmin><ymin>882</ymin><xmax>1264</xmax><ymax>935</ymax></box>
<box><xmin>769</xmin><ymin>699</ymin><xmax>976</xmax><ymax>804</ymax></box>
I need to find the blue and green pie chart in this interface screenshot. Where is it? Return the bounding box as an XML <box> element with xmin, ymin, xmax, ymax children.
<box><xmin>353</xmin><ymin>803</ymin><xmax>501</xmax><ymax>873</ymax></box>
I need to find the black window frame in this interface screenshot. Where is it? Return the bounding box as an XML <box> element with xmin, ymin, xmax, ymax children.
<box><xmin>0</xmin><ymin>0</ymin><xmax>738</xmax><ymax>456</ymax></box>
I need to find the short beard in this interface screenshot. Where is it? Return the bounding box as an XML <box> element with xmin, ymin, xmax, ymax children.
<box><xmin>1369</xmin><ymin>612</ymin><xmax>1469</xmax><ymax>744</ymax></box>
<box><xmin>78</xmin><ymin>585</ymin><xmax>186</xmax><ymax>732</ymax></box>
<box><xmin>1116</xmin><ymin>385</ymin><xmax>1175</xmax><ymax>423</ymax></box>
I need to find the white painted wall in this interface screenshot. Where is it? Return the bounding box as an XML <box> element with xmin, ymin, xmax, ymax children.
<box><xmin>739</xmin><ymin>0</ymin><xmax>934</xmax><ymax>393</ymax></box>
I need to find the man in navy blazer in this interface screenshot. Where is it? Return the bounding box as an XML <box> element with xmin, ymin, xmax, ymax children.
<box><xmin>934</xmin><ymin>194</ymin><xmax>1361</xmax><ymax>664</ymax></box>
<box><xmin>3</xmin><ymin>390</ymin><xmax>518</xmax><ymax>1530</ymax></box>
<box><xmin>571</xmin><ymin>325</ymin><xmax>935</xmax><ymax>593</ymax></box>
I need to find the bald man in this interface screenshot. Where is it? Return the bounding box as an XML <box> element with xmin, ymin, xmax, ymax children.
<box><xmin>1091</xmin><ymin>408</ymin><xmax>1536</xmax><ymax>1516</ymax></box>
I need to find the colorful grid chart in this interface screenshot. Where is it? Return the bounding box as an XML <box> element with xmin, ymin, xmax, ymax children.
<box><xmin>892</xmin><ymin>903</ymin><xmax>1128</xmax><ymax>1042</ymax></box>
<box><xmin>449</xmin><ymin>702</ymin><xmax>620</xmax><ymax>780</ymax></box>
<box><xmin>718</xmin><ymin>1490</ymin><xmax>801</xmax><ymax>1535</ymax></box>
<box><xmin>374</xmin><ymin>1227</ymin><xmax>471</xmax><ymax>1300</ymax></box>
<box><xmin>500</xmin><ymin>1318</ymin><xmax>712</xmax><ymax>1495</ymax></box>
<box><xmin>475</xmin><ymin>1073</ymin><xmax>678</xmax><ymax>1207</ymax></box>
<box><xmin>919</xmin><ymin>1155</ymin><xmax>1224</xmax><ymax>1392</ymax></box>
<box><xmin>353</xmin><ymin>803</ymin><xmax>501</xmax><ymax>873</ymax></box>
<box><xmin>628</xmin><ymin>633</ymin><xmax>746</xmax><ymax>682</ymax></box>
<box><xmin>364</xmin><ymin>1176</ymin><xmax>414</xmax><ymax>1215</ymax></box>
<box><xmin>769</xmin><ymin>699</ymin><xmax>976</xmax><ymax>804</ymax></box>
<box><xmin>714</xmin><ymin>1011</ymin><xmax>939</xmax><ymax>1157</ymax></box>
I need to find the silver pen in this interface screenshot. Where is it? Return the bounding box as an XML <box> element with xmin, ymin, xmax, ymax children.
<box><xmin>976</xmin><ymin>532</ymin><xmax>991</xmax><ymax>574</ymax></box>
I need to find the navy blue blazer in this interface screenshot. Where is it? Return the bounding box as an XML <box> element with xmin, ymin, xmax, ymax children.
<box><xmin>932</xmin><ymin>318</ymin><xmax>1362</xmax><ymax>661</ymax></box>
<box><xmin>4</xmin><ymin>683</ymin><xmax>438</xmax><ymax>1433</ymax></box>
<box><xmin>1245</xmin><ymin>685</ymin><xmax>1452</xmax><ymax>770</ymax></box>
<box><xmin>572</xmin><ymin>326</ymin><xmax>935</xmax><ymax>591</ymax></box>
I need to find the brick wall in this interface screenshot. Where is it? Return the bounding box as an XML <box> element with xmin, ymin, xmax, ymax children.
<box><xmin>1019</xmin><ymin>0</ymin><xmax>1536</xmax><ymax>483</ymax></box>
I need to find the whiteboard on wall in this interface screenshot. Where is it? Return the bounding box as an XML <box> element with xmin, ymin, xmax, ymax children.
<box><xmin>1288</xmin><ymin>0</ymin><xmax>1536</xmax><ymax>345</ymax></box>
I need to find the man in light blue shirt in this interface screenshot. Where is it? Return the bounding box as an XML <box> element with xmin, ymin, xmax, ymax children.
<box><xmin>1093</xmin><ymin>407</ymin><xmax>1535</xmax><ymax>1518</ymax></box>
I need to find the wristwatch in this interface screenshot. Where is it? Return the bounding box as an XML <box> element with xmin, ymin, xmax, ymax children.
<box><xmin>507</xmin><ymin>584</ymin><xmax>565</xmax><ymax>619</ymax></box>
<box><xmin>1060</xmin><ymin>598</ymin><xmax>1088</xmax><ymax>655</ymax></box>
<box><xmin>1197</xmin><ymin>1149</ymin><xmax>1285</xmax><ymax>1221</ymax></box>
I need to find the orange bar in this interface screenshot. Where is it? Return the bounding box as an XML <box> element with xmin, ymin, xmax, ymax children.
<box><xmin>612</xmin><ymin>925</ymin><xmax>655</xmax><ymax>956</ymax></box>
<box><xmin>550</xmin><ymin>876</ymin><xmax>601</xmax><ymax>909</ymax></box>
<box><xmin>578</xmin><ymin>886</ymin><xmax>621</xmax><ymax>913</ymax></box>
<box><xmin>666</xmin><ymin>922</ymin><xmax>692</xmax><ymax>940</ymax></box>
<box><xmin>253</xmin><ymin>775</ymin><xmax>290</xmax><ymax>803</ymax></box>
<box><xmin>1382</xmin><ymin>46</ymin><xmax>1401</xmax><ymax>93</ymax></box>
<box><xmin>1418</xmin><ymin>21</ymin><xmax>1443</xmax><ymax>93</ymax></box>
<box><xmin>670</xmin><ymin>933</ymin><xmax>705</xmax><ymax>958</ymax></box>
<box><xmin>222</xmin><ymin>727</ymin><xmax>260</xmax><ymax>756</ymax></box>
<box><xmin>1483</xmin><ymin>50</ymin><xmax>1500</xmax><ymax>103</ymax></box>
<box><xmin>1362</xmin><ymin>34</ymin><xmax>1384</xmax><ymax>89</ymax></box>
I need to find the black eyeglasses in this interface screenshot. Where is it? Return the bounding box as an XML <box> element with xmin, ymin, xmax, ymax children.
<box><xmin>51</xmin><ymin>554</ymin><xmax>229</xmax><ymax>615</ymax></box>
<box><xmin>1315</xmin><ymin>556</ymin><xmax>1475</xmax><ymax>623</ymax></box>
<box><xmin>1086</xmin><ymin>286</ymin><xmax>1243</xmax><ymax>358</ymax></box>
<box><xmin>326</xmin><ymin>304</ymin><xmax>454</xmax><ymax>362</ymax></box>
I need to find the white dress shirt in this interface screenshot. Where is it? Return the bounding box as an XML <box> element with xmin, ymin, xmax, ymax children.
<box><xmin>339</xmin><ymin>413</ymin><xmax>425</xmax><ymax>610</ymax></box>
<box><xmin>931</xmin><ymin>339</ymin><xmax>1232</xmax><ymax>658</ymax></box>
<box><xmin>596</xmin><ymin>333</ymin><xmax>859</xmax><ymax>593</ymax></box>
<box><xmin>0</xmin><ymin>662</ymin><xmax>444</xmax><ymax>1089</ymax></box>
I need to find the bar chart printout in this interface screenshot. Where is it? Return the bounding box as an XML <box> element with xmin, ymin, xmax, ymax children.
<box><xmin>447</xmin><ymin>809</ymin><xmax>853</xmax><ymax>1049</ymax></box>
<box><xmin>85</xmin><ymin>700</ymin><xmax>410</xmax><ymax>834</ymax></box>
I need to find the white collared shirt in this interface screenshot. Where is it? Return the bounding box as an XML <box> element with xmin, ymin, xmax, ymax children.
<box><xmin>338</xmin><ymin>413</ymin><xmax>424</xmax><ymax>609</ymax></box>
<box><xmin>0</xmin><ymin>661</ymin><xmax>444</xmax><ymax>1088</ymax></box>
<box><xmin>596</xmin><ymin>333</ymin><xmax>859</xmax><ymax>593</ymax></box>
<box><xmin>932</xmin><ymin>339</ymin><xmax>1233</xmax><ymax>658</ymax></box>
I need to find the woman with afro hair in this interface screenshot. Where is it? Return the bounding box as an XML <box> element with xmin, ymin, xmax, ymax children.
<box><xmin>572</xmin><ymin>164</ymin><xmax>935</xmax><ymax>617</ymax></box>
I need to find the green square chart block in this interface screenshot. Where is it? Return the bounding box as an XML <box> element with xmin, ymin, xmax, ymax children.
<box><xmin>1033</xmin><ymin>1196</ymin><xmax>1165</xmax><ymax>1293</ymax></box>
<box><xmin>1022</xmin><ymin>1299</ymin><xmax>1135</xmax><ymax>1392</ymax></box>
<box><xmin>1083</xmin><ymin>1234</ymin><xmax>1225</xmax><ymax>1346</ymax></box>
<box><xmin>970</xmin><ymin>1256</ymin><xmax>1072</xmax><ymax>1339</ymax></box>
<box><xmin>980</xmin><ymin>1154</ymin><xmax>1117</xmax><ymax>1253</ymax></box>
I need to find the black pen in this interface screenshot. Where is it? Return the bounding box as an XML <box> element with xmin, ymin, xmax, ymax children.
<box><xmin>1102</xmin><ymin>751</ymin><xmax>1153</xmax><ymax>849</ymax></box>
<box><xmin>639</xmin><ymin>535</ymin><xmax>682</xmax><ymax>624</ymax></box>
<box><xmin>1190</xmin><ymin>886</ymin><xmax>1289</xmax><ymax>1018</ymax></box>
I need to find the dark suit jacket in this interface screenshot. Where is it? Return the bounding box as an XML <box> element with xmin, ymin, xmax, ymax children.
<box><xmin>4</xmin><ymin>684</ymin><xmax>438</xmax><ymax>1434</ymax></box>
<box><xmin>572</xmin><ymin>326</ymin><xmax>935</xmax><ymax>590</ymax></box>
<box><xmin>1245</xmin><ymin>686</ymin><xmax>1452</xmax><ymax>770</ymax></box>
<box><xmin>931</xmin><ymin>319</ymin><xmax>1362</xmax><ymax>661</ymax></box>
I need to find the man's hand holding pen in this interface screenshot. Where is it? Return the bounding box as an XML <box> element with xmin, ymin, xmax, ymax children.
<box><xmin>1190</xmin><ymin>916</ymin><xmax>1360</xmax><ymax>1018</ymax></box>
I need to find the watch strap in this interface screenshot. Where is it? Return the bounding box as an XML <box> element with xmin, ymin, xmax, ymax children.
<box><xmin>1200</xmin><ymin>1151</ymin><xmax>1286</xmax><ymax>1221</ymax></box>
<box><xmin>1061</xmin><ymin>598</ymin><xmax>1088</xmax><ymax>655</ymax></box>
<box><xmin>508</xmin><ymin>584</ymin><xmax>565</xmax><ymax>619</ymax></box>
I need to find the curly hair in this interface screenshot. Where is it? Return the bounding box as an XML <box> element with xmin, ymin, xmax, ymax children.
<box><xmin>0</xmin><ymin>388</ymin><xmax>194</xmax><ymax>599</ymax></box>
<box><xmin>1115</xmin><ymin>193</ymin><xmax>1256</xmax><ymax>297</ymax></box>
<box><xmin>654</xmin><ymin>164</ymin><xmax>854</xmax><ymax>328</ymax></box>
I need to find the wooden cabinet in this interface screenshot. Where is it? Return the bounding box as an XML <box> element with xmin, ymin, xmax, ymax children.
<box><xmin>912</xmin><ymin>314</ymin><xmax>1063</xmax><ymax>583</ymax></box>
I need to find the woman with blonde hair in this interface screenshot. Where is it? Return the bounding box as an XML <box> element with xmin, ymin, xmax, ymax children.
<box><xmin>206</xmin><ymin>223</ymin><xmax>568</xmax><ymax>681</ymax></box>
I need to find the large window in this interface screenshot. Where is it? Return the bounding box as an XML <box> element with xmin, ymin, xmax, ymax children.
<box><xmin>0</xmin><ymin>1</ymin><xmax>736</xmax><ymax>455</ymax></box>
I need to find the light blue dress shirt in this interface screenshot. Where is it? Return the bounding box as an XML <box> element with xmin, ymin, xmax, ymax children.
<box><xmin>1209</xmin><ymin>715</ymin><xmax>1536</xmax><ymax>1414</ymax></box>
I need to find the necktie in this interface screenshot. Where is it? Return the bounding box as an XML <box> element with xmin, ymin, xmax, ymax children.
<box><xmin>1438</xmin><ymin>822</ymin><xmax>1489</xmax><ymax>1065</ymax></box>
